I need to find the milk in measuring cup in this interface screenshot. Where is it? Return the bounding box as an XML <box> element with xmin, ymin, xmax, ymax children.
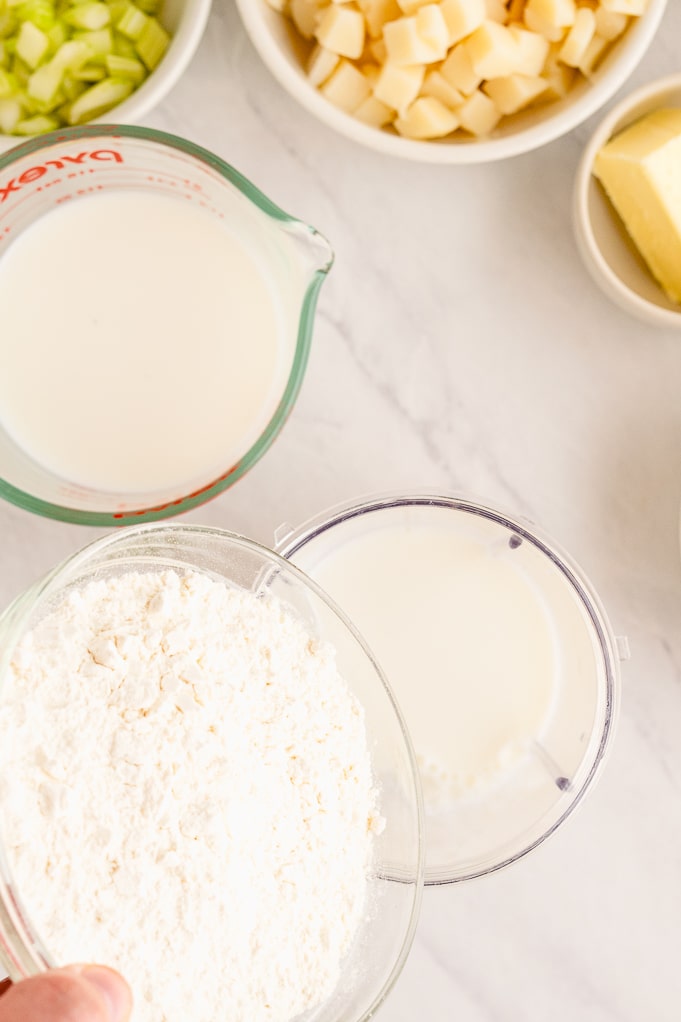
<box><xmin>0</xmin><ymin>191</ymin><xmax>290</xmax><ymax>493</ymax></box>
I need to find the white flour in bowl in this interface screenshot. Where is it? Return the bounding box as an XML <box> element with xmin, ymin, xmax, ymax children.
<box><xmin>0</xmin><ymin>569</ymin><xmax>382</xmax><ymax>1022</ymax></box>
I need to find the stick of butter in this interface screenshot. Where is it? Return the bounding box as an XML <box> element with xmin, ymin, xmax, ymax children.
<box><xmin>593</xmin><ymin>108</ymin><xmax>681</xmax><ymax>305</ymax></box>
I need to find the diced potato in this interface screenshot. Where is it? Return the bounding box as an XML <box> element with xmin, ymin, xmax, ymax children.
<box><xmin>507</xmin><ymin>0</ymin><xmax>526</xmax><ymax>19</ymax></box>
<box><xmin>578</xmin><ymin>31</ymin><xmax>609</xmax><ymax>74</ymax></box>
<box><xmin>420</xmin><ymin>67</ymin><xmax>463</xmax><ymax>108</ymax></box>
<box><xmin>354</xmin><ymin>92</ymin><xmax>394</xmax><ymax>125</ymax></box>
<box><xmin>507</xmin><ymin>25</ymin><xmax>550</xmax><ymax>77</ymax></box>
<box><xmin>593</xmin><ymin>7</ymin><xmax>628</xmax><ymax>38</ymax></box>
<box><xmin>319</xmin><ymin>57</ymin><xmax>372</xmax><ymax>109</ymax></box>
<box><xmin>316</xmin><ymin>4</ymin><xmax>365</xmax><ymax>58</ymax></box>
<box><xmin>361</xmin><ymin>61</ymin><xmax>381</xmax><ymax>85</ymax></box>
<box><xmin>540</xmin><ymin>42</ymin><xmax>576</xmax><ymax>97</ymax></box>
<box><xmin>307</xmin><ymin>43</ymin><xmax>339</xmax><ymax>86</ymax></box>
<box><xmin>395</xmin><ymin>94</ymin><xmax>459</xmax><ymax>136</ymax></box>
<box><xmin>369</xmin><ymin>36</ymin><xmax>387</xmax><ymax>62</ymax></box>
<box><xmin>291</xmin><ymin>0</ymin><xmax>321</xmax><ymax>38</ymax></box>
<box><xmin>484</xmin><ymin>0</ymin><xmax>507</xmax><ymax>22</ymax></box>
<box><xmin>358</xmin><ymin>0</ymin><xmax>401</xmax><ymax>37</ymax></box>
<box><xmin>524</xmin><ymin>0</ymin><xmax>576</xmax><ymax>41</ymax></box>
<box><xmin>383</xmin><ymin>10</ymin><xmax>448</xmax><ymax>64</ymax></box>
<box><xmin>600</xmin><ymin>0</ymin><xmax>645</xmax><ymax>12</ymax></box>
<box><xmin>438</xmin><ymin>0</ymin><xmax>485</xmax><ymax>47</ymax></box>
<box><xmin>396</xmin><ymin>0</ymin><xmax>434</xmax><ymax>13</ymax></box>
<box><xmin>277</xmin><ymin>0</ymin><xmax>645</xmax><ymax>140</ymax></box>
<box><xmin>465</xmin><ymin>21</ymin><xmax>519</xmax><ymax>79</ymax></box>
<box><xmin>457</xmin><ymin>87</ymin><xmax>501</xmax><ymax>134</ymax></box>
<box><xmin>483</xmin><ymin>71</ymin><xmax>548</xmax><ymax>112</ymax></box>
<box><xmin>559</xmin><ymin>7</ymin><xmax>596</xmax><ymax>66</ymax></box>
<box><xmin>416</xmin><ymin>5</ymin><xmax>449</xmax><ymax>52</ymax></box>
<box><xmin>440</xmin><ymin>40</ymin><xmax>482</xmax><ymax>94</ymax></box>
<box><xmin>373</xmin><ymin>60</ymin><xmax>425</xmax><ymax>112</ymax></box>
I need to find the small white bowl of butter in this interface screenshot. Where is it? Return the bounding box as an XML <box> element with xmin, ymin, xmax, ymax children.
<box><xmin>574</xmin><ymin>72</ymin><xmax>681</xmax><ymax>329</ymax></box>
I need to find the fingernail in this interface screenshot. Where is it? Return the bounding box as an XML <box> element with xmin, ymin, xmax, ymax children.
<box><xmin>80</xmin><ymin>966</ymin><xmax>132</xmax><ymax>1022</ymax></box>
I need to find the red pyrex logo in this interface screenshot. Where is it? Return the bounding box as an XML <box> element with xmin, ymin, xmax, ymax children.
<box><xmin>0</xmin><ymin>149</ymin><xmax>123</xmax><ymax>204</ymax></box>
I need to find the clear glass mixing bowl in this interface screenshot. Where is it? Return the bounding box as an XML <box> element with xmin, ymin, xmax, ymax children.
<box><xmin>0</xmin><ymin>524</ymin><xmax>424</xmax><ymax>1022</ymax></box>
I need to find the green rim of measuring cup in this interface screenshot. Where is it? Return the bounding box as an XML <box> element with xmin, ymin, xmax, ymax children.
<box><xmin>0</xmin><ymin>124</ymin><xmax>334</xmax><ymax>527</ymax></box>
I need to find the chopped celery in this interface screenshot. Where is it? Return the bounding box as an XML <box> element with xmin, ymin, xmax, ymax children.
<box><xmin>16</xmin><ymin>19</ymin><xmax>49</xmax><ymax>67</ymax></box>
<box><xmin>23</xmin><ymin>85</ymin><xmax>64</xmax><ymax>112</ymax></box>
<box><xmin>71</xmin><ymin>60</ymin><xmax>105</xmax><ymax>79</ymax></box>
<box><xmin>26</xmin><ymin>57</ymin><xmax>61</xmax><ymax>101</ymax></box>
<box><xmin>51</xmin><ymin>37</ymin><xmax>89</xmax><ymax>68</ymax></box>
<box><xmin>111</xmin><ymin>30</ymin><xmax>135</xmax><ymax>57</ymax></box>
<box><xmin>11</xmin><ymin>54</ymin><xmax>30</xmax><ymax>84</ymax></box>
<box><xmin>106</xmin><ymin>0</ymin><xmax>128</xmax><ymax>22</ymax></box>
<box><xmin>14</xmin><ymin>112</ymin><xmax>58</xmax><ymax>131</ymax></box>
<box><xmin>46</xmin><ymin>18</ymin><xmax>66</xmax><ymax>51</ymax></box>
<box><xmin>135</xmin><ymin>0</ymin><xmax>160</xmax><ymax>14</ymax></box>
<box><xmin>63</xmin><ymin>2</ymin><xmax>109</xmax><ymax>29</ymax></box>
<box><xmin>0</xmin><ymin>0</ymin><xmax>166</xmax><ymax>135</ymax></box>
<box><xmin>0</xmin><ymin>12</ymin><xmax>19</xmax><ymax>38</ymax></box>
<box><xmin>72</xmin><ymin>25</ymin><xmax>111</xmax><ymax>51</ymax></box>
<box><xmin>61</xmin><ymin>71</ymin><xmax>85</xmax><ymax>98</ymax></box>
<box><xmin>115</xmin><ymin>3</ymin><xmax>146</xmax><ymax>40</ymax></box>
<box><xmin>104</xmin><ymin>51</ymin><xmax>142</xmax><ymax>80</ymax></box>
<box><xmin>0</xmin><ymin>65</ymin><xmax>16</xmax><ymax>95</ymax></box>
<box><xmin>0</xmin><ymin>95</ymin><xmax>21</xmax><ymax>131</ymax></box>
<box><xmin>16</xmin><ymin>0</ymin><xmax>55</xmax><ymax>32</ymax></box>
<box><xmin>55</xmin><ymin>96</ymin><xmax>72</xmax><ymax>119</ymax></box>
<box><xmin>67</xmin><ymin>73</ymin><xmax>131</xmax><ymax>122</ymax></box>
<box><xmin>134</xmin><ymin>13</ymin><xmax>166</xmax><ymax>69</ymax></box>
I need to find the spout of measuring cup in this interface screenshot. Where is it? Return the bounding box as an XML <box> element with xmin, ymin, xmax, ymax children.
<box><xmin>284</xmin><ymin>219</ymin><xmax>335</xmax><ymax>279</ymax></box>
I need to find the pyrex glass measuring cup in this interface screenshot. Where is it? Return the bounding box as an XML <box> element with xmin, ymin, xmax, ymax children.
<box><xmin>0</xmin><ymin>125</ymin><xmax>333</xmax><ymax>526</ymax></box>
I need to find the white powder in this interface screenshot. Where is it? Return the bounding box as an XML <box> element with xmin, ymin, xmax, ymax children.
<box><xmin>0</xmin><ymin>569</ymin><xmax>381</xmax><ymax>1022</ymax></box>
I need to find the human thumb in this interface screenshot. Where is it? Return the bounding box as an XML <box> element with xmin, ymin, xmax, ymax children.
<box><xmin>0</xmin><ymin>965</ymin><xmax>132</xmax><ymax>1022</ymax></box>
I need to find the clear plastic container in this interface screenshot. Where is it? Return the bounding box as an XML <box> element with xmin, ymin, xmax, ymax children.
<box><xmin>0</xmin><ymin>524</ymin><xmax>423</xmax><ymax>1022</ymax></box>
<box><xmin>276</xmin><ymin>492</ymin><xmax>623</xmax><ymax>885</ymax></box>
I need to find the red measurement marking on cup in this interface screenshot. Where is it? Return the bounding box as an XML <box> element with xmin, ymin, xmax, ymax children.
<box><xmin>0</xmin><ymin>149</ymin><xmax>124</xmax><ymax>205</ymax></box>
<box><xmin>112</xmin><ymin>465</ymin><xmax>241</xmax><ymax>519</ymax></box>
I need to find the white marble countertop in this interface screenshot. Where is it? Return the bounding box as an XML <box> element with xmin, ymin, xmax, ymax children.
<box><xmin>2</xmin><ymin>2</ymin><xmax>681</xmax><ymax>1020</ymax></box>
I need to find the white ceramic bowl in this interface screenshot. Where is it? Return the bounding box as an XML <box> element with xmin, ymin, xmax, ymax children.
<box><xmin>0</xmin><ymin>0</ymin><xmax>212</xmax><ymax>155</ymax></box>
<box><xmin>573</xmin><ymin>72</ymin><xmax>681</xmax><ymax>329</ymax></box>
<box><xmin>234</xmin><ymin>0</ymin><xmax>667</xmax><ymax>164</ymax></box>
